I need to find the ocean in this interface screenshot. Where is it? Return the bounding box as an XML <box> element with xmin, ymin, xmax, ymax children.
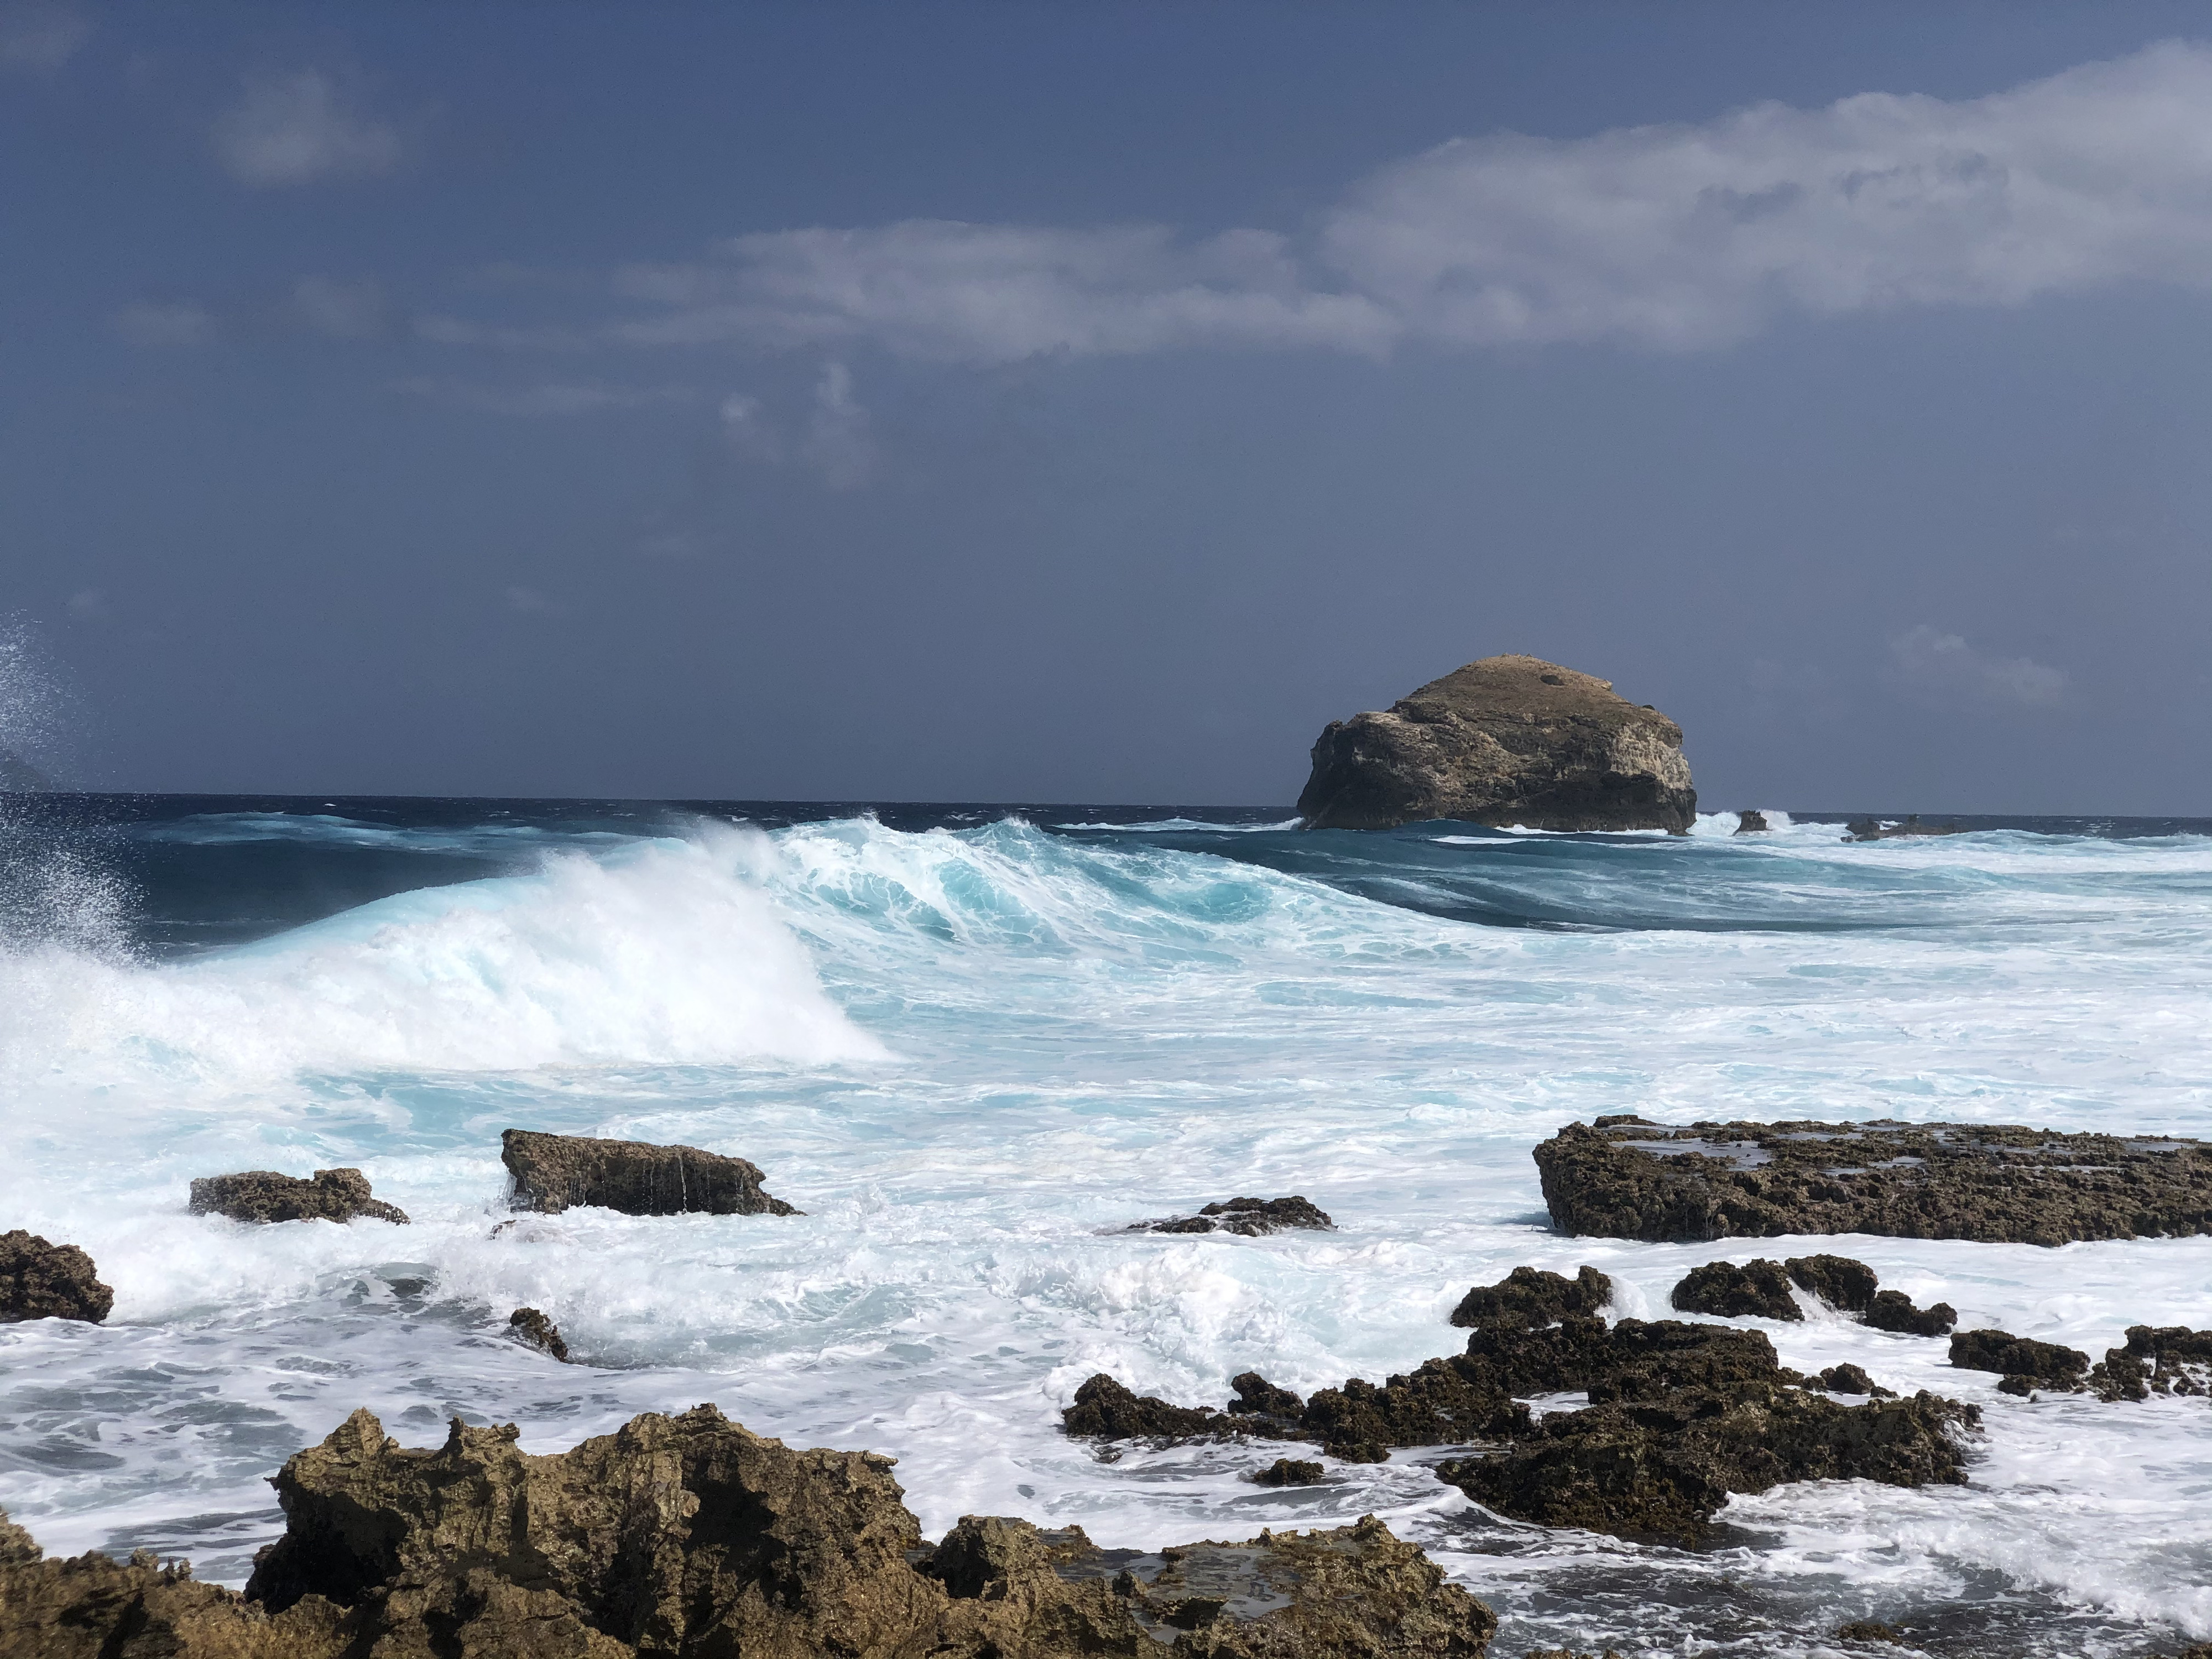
<box><xmin>1</xmin><ymin>795</ymin><xmax>2208</xmax><ymax>1656</ymax></box>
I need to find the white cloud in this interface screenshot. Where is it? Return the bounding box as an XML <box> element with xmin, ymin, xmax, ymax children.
<box><xmin>425</xmin><ymin>42</ymin><xmax>2212</xmax><ymax>364</ymax></box>
<box><xmin>719</xmin><ymin>363</ymin><xmax>878</xmax><ymax>488</ymax></box>
<box><xmin>397</xmin><ymin>377</ymin><xmax>694</xmax><ymax>416</ymax></box>
<box><xmin>1888</xmin><ymin>625</ymin><xmax>2068</xmax><ymax>707</ymax></box>
<box><xmin>112</xmin><ymin>300</ymin><xmax>215</xmax><ymax>347</ymax></box>
<box><xmin>615</xmin><ymin>223</ymin><xmax>1395</xmax><ymax>363</ymax></box>
<box><xmin>293</xmin><ymin>275</ymin><xmax>388</xmax><ymax>338</ymax></box>
<box><xmin>212</xmin><ymin>70</ymin><xmax>402</xmax><ymax>187</ymax></box>
<box><xmin>0</xmin><ymin>4</ymin><xmax>90</xmax><ymax>71</ymax></box>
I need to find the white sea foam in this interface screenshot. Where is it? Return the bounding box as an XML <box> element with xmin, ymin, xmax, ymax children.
<box><xmin>1</xmin><ymin>812</ymin><xmax>2209</xmax><ymax>1654</ymax></box>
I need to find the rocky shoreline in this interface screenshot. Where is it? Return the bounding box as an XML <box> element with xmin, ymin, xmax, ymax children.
<box><xmin>7</xmin><ymin>1114</ymin><xmax>2212</xmax><ymax>1654</ymax></box>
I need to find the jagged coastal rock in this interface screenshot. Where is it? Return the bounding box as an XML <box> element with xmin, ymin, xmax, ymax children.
<box><xmin>1064</xmin><ymin>1264</ymin><xmax>1979</xmax><ymax>1540</ymax></box>
<box><xmin>1448</xmin><ymin>1264</ymin><xmax>1613</xmax><ymax>1328</ymax></box>
<box><xmin>502</xmin><ymin>1128</ymin><xmax>800</xmax><ymax>1217</ymax></box>
<box><xmin>1535</xmin><ymin>1117</ymin><xmax>2212</xmax><ymax>1245</ymax></box>
<box><xmin>1296</xmin><ymin>655</ymin><xmax>1695</xmax><ymax>832</ymax></box>
<box><xmin>1136</xmin><ymin>1195</ymin><xmax>1334</xmax><ymax>1235</ymax></box>
<box><xmin>188</xmin><ymin>1168</ymin><xmax>409</xmax><ymax>1225</ymax></box>
<box><xmin>0</xmin><ymin>1229</ymin><xmax>113</xmax><ymax>1324</ymax></box>
<box><xmin>1668</xmin><ymin>1255</ymin><xmax>1956</xmax><ymax>1334</ymax></box>
<box><xmin>507</xmin><ymin>1306</ymin><xmax>570</xmax><ymax>1361</ymax></box>
<box><xmin>0</xmin><ymin>1402</ymin><xmax>1496</xmax><ymax>1659</ymax></box>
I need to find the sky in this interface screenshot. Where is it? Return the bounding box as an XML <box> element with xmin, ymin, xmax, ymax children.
<box><xmin>3</xmin><ymin>1</ymin><xmax>2210</xmax><ymax>812</ymax></box>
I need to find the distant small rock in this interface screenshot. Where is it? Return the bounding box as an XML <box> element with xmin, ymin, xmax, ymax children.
<box><xmin>1249</xmin><ymin>1457</ymin><xmax>1325</xmax><ymax>1487</ymax></box>
<box><xmin>1734</xmin><ymin>810</ymin><xmax>1770</xmax><ymax>833</ymax></box>
<box><xmin>1845</xmin><ymin>815</ymin><xmax>1965</xmax><ymax>841</ymax></box>
<box><xmin>502</xmin><ymin>1129</ymin><xmax>799</xmax><ymax>1218</ymax></box>
<box><xmin>1835</xmin><ymin>1621</ymin><xmax>1908</xmax><ymax>1645</ymax></box>
<box><xmin>0</xmin><ymin>1230</ymin><xmax>113</xmax><ymax>1324</ymax></box>
<box><xmin>508</xmin><ymin>1307</ymin><xmax>570</xmax><ymax>1362</ymax></box>
<box><xmin>1136</xmin><ymin>1196</ymin><xmax>1333</xmax><ymax>1237</ymax></box>
<box><xmin>2089</xmin><ymin>1325</ymin><xmax>2212</xmax><ymax>1401</ymax></box>
<box><xmin>189</xmin><ymin>1168</ymin><xmax>408</xmax><ymax>1225</ymax></box>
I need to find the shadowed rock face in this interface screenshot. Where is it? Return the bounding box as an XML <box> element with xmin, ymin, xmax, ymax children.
<box><xmin>189</xmin><ymin>1168</ymin><xmax>408</xmax><ymax>1225</ymax></box>
<box><xmin>1950</xmin><ymin>1330</ymin><xmax>2092</xmax><ymax>1395</ymax></box>
<box><xmin>0</xmin><ymin>1229</ymin><xmax>113</xmax><ymax>1323</ymax></box>
<box><xmin>1666</xmin><ymin>1255</ymin><xmax>1954</xmax><ymax>1335</ymax></box>
<box><xmin>1535</xmin><ymin>1117</ymin><xmax>2212</xmax><ymax>1245</ymax></box>
<box><xmin>508</xmin><ymin>1306</ymin><xmax>570</xmax><ymax>1361</ymax></box>
<box><xmin>502</xmin><ymin>1128</ymin><xmax>800</xmax><ymax>1217</ymax></box>
<box><xmin>1296</xmin><ymin>655</ymin><xmax>1695</xmax><ymax>833</ymax></box>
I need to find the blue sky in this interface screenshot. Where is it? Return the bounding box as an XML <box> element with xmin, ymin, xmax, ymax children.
<box><xmin>4</xmin><ymin>1</ymin><xmax>2209</xmax><ymax>809</ymax></box>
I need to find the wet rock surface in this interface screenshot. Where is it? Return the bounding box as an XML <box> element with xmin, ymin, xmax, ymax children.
<box><xmin>1818</xmin><ymin>1363</ymin><xmax>1893</xmax><ymax>1397</ymax></box>
<box><xmin>1250</xmin><ymin>1457</ymin><xmax>1326</xmax><ymax>1487</ymax></box>
<box><xmin>1450</xmin><ymin>1264</ymin><xmax>1613</xmax><ymax>1329</ymax></box>
<box><xmin>1949</xmin><ymin>1329</ymin><xmax>2091</xmax><ymax>1395</ymax></box>
<box><xmin>1733</xmin><ymin>810</ymin><xmax>1770</xmax><ymax>833</ymax></box>
<box><xmin>502</xmin><ymin>1127</ymin><xmax>800</xmax><ymax>1217</ymax></box>
<box><xmin>508</xmin><ymin>1305</ymin><xmax>570</xmax><ymax>1361</ymax></box>
<box><xmin>1535</xmin><ymin>1117</ymin><xmax>2212</xmax><ymax>1244</ymax></box>
<box><xmin>1666</xmin><ymin>1254</ymin><xmax>1955</xmax><ymax>1334</ymax></box>
<box><xmin>1670</xmin><ymin>1259</ymin><xmax>1800</xmax><ymax>1319</ymax></box>
<box><xmin>1139</xmin><ymin>1195</ymin><xmax>1334</xmax><ymax>1236</ymax></box>
<box><xmin>1845</xmin><ymin>816</ymin><xmax>1965</xmax><ymax>841</ymax></box>
<box><xmin>0</xmin><ymin>1229</ymin><xmax>114</xmax><ymax>1323</ymax></box>
<box><xmin>188</xmin><ymin>1167</ymin><xmax>409</xmax><ymax>1225</ymax></box>
<box><xmin>1066</xmin><ymin>1264</ymin><xmax>1978</xmax><ymax>1542</ymax></box>
<box><xmin>2089</xmin><ymin>1325</ymin><xmax>2212</xmax><ymax>1401</ymax></box>
<box><xmin>1296</xmin><ymin>655</ymin><xmax>1695</xmax><ymax>833</ymax></box>
<box><xmin>1438</xmin><ymin>1383</ymin><xmax>1976</xmax><ymax>1545</ymax></box>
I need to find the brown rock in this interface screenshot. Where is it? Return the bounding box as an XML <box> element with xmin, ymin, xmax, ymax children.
<box><xmin>1534</xmin><ymin>1117</ymin><xmax>2212</xmax><ymax>1245</ymax></box>
<box><xmin>0</xmin><ymin>1517</ymin><xmax>348</xmax><ymax>1658</ymax></box>
<box><xmin>189</xmin><ymin>1168</ymin><xmax>408</xmax><ymax>1225</ymax></box>
<box><xmin>0</xmin><ymin>1229</ymin><xmax>113</xmax><ymax>1323</ymax></box>
<box><xmin>509</xmin><ymin>1306</ymin><xmax>570</xmax><ymax>1361</ymax></box>
<box><xmin>2089</xmin><ymin>1325</ymin><xmax>2212</xmax><ymax>1401</ymax></box>
<box><xmin>1250</xmin><ymin>1457</ymin><xmax>1326</xmax><ymax>1487</ymax></box>
<box><xmin>236</xmin><ymin>1404</ymin><xmax>1498</xmax><ymax>1658</ymax></box>
<box><xmin>502</xmin><ymin>1128</ymin><xmax>799</xmax><ymax>1217</ymax></box>
<box><xmin>1734</xmin><ymin>810</ymin><xmax>1770</xmax><ymax>833</ymax></box>
<box><xmin>1296</xmin><ymin>655</ymin><xmax>1695</xmax><ymax>832</ymax></box>
<box><xmin>1817</xmin><ymin>1364</ymin><xmax>1893</xmax><ymax>1398</ymax></box>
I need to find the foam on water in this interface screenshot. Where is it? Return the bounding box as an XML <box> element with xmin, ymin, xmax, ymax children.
<box><xmin>1</xmin><ymin>806</ymin><xmax>2209</xmax><ymax>1655</ymax></box>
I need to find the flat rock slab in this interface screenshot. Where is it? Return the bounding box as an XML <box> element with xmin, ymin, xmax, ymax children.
<box><xmin>503</xmin><ymin>1129</ymin><xmax>800</xmax><ymax>1217</ymax></box>
<box><xmin>1535</xmin><ymin>1117</ymin><xmax>2212</xmax><ymax>1245</ymax></box>
<box><xmin>189</xmin><ymin>1168</ymin><xmax>408</xmax><ymax>1225</ymax></box>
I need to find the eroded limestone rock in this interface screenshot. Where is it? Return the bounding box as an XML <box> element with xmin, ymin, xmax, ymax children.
<box><xmin>189</xmin><ymin>1168</ymin><xmax>408</xmax><ymax>1225</ymax></box>
<box><xmin>1296</xmin><ymin>655</ymin><xmax>1695</xmax><ymax>833</ymax></box>
<box><xmin>1535</xmin><ymin>1117</ymin><xmax>2212</xmax><ymax>1245</ymax></box>
<box><xmin>502</xmin><ymin>1128</ymin><xmax>799</xmax><ymax>1218</ymax></box>
<box><xmin>0</xmin><ymin>1229</ymin><xmax>113</xmax><ymax>1323</ymax></box>
<box><xmin>1449</xmin><ymin>1265</ymin><xmax>1613</xmax><ymax>1329</ymax></box>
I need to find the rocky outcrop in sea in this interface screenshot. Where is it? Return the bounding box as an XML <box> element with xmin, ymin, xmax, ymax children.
<box><xmin>1295</xmin><ymin>655</ymin><xmax>1696</xmax><ymax>832</ymax></box>
<box><xmin>502</xmin><ymin>1128</ymin><xmax>801</xmax><ymax>1217</ymax></box>
<box><xmin>0</xmin><ymin>1229</ymin><xmax>113</xmax><ymax>1324</ymax></box>
<box><xmin>0</xmin><ymin>1405</ymin><xmax>1498</xmax><ymax>1657</ymax></box>
<box><xmin>1535</xmin><ymin>1115</ymin><xmax>2212</xmax><ymax>1244</ymax></box>
<box><xmin>188</xmin><ymin>1168</ymin><xmax>409</xmax><ymax>1225</ymax></box>
<box><xmin>1134</xmin><ymin>1195</ymin><xmax>1334</xmax><ymax>1235</ymax></box>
